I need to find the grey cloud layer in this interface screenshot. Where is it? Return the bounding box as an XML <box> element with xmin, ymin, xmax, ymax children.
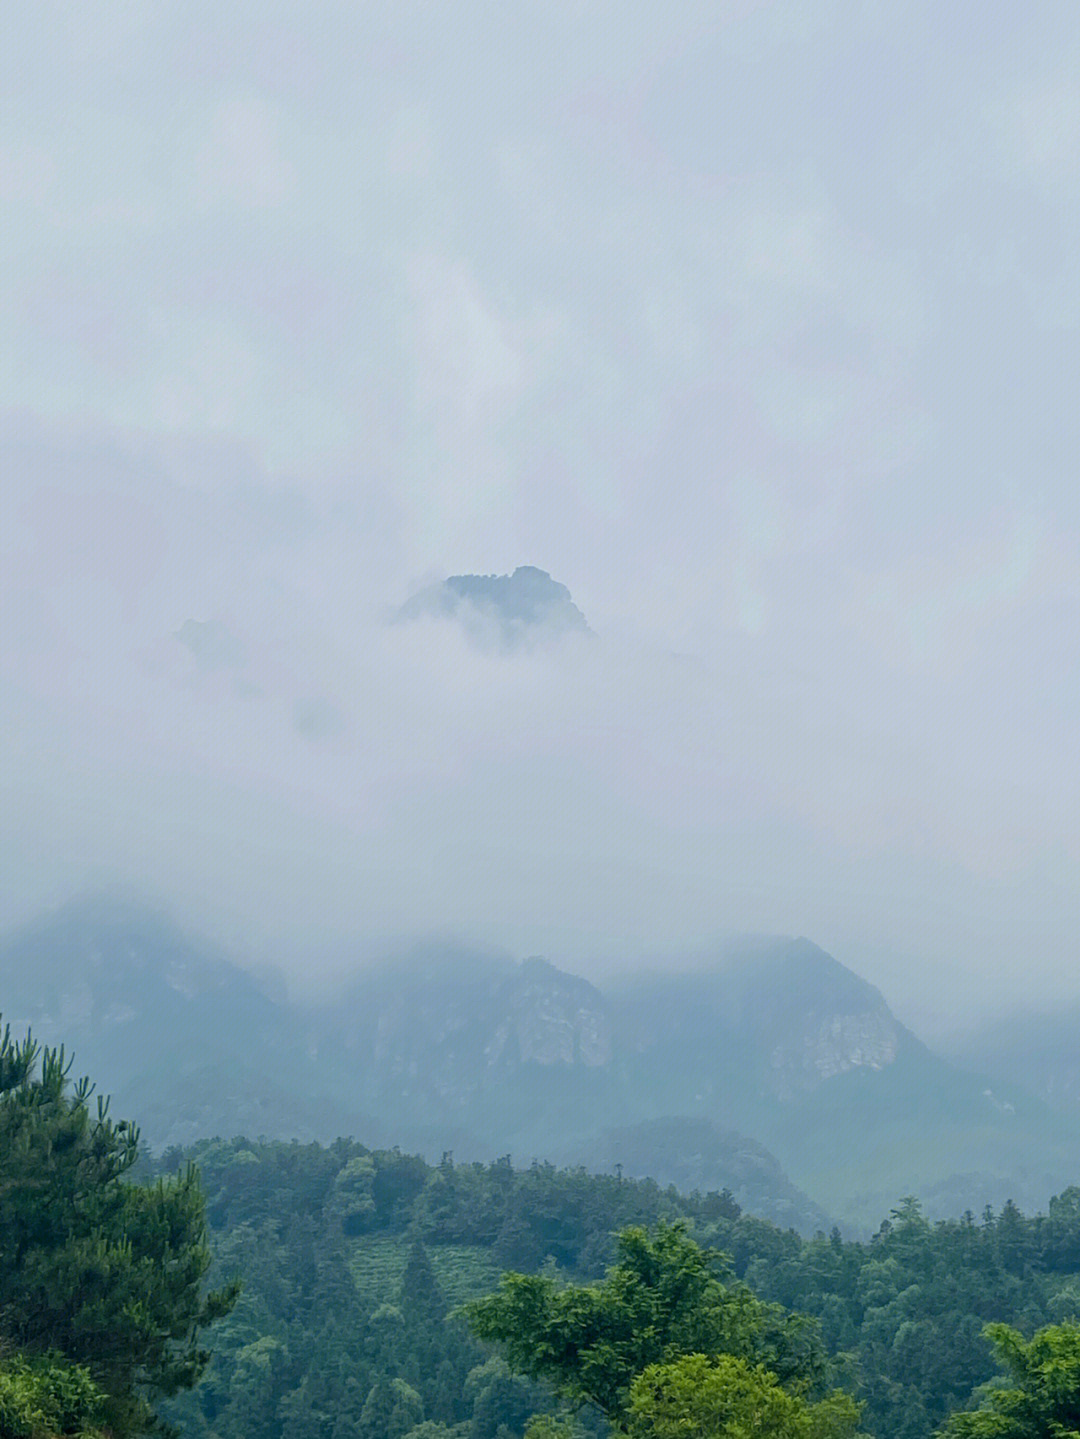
<box><xmin>2</xmin><ymin>1</ymin><xmax>1078</xmax><ymax>1032</ymax></box>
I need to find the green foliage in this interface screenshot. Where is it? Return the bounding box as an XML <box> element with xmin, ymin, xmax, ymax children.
<box><xmin>464</xmin><ymin>1356</ymin><xmax>547</xmax><ymax>1439</ymax></box>
<box><xmin>938</xmin><ymin>1321</ymin><xmax>1080</xmax><ymax>1436</ymax></box>
<box><xmin>348</xmin><ymin>1234</ymin><xmax>501</xmax><ymax>1313</ymax></box>
<box><xmin>0</xmin><ymin>1021</ymin><xmax>237</xmax><ymax>1436</ymax></box>
<box><xmin>742</xmin><ymin>1195</ymin><xmax>1080</xmax><ymax>1437</ymax></box>
<box><xmin>160</xmin><ymin>1136</ymin><xmax>698</xmax><ymax>1438</ymax></box>
<box><xmin>626</xmin><ymin>1354</ymin><xmax>866</xmax><ymax>1438</ymax></box>
<box><xmin>149</xmin><ymin>1131</ymin><xmax>1080</xmax><ymax>1439</ymax></box>
<box><xmin>404</xmin><ymin>1424</ymin><xmax>471</xmax><ymax>1439</ymax></box>
<box><xmin>0</xmin><ymin>1355</ymin><xmax>106</xmax><ymax>1439</ymax></box>
<box><xmin>464</xmin><ymin>1222</ymin><xmax>831</xmax><ymax>1427</ymax></box>
<box><xmin>328</xmin><ymin>1154</ymin><xmax>377</xmax><ymax>1234</ymax></box>
<box><xmin>358</xmin><ymin>1376</ymin><xmax>424</xmax><ymax>1438</ymax></box>
<box><xmin>522</xmin><ymin>1418</ymin><xmax>590</xmax><ymax>1439</ymax></box>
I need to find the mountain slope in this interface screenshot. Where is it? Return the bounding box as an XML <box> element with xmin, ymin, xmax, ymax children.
<box><xmin>605</xmin><ymin>938</ymin><xmax>1073</xmax><ymax>1223</ymax></box>
<box><xmin>0</xmin><ymin>894</ymin><xmax>380</xmax><ymax>1148</ymax></box>
<box><xmin>3</xmin><ymin>896</ymin><xmax>1075</xmax><ymax>1229</ymax></box>
<box><xmin>948</xmin><ymin>1007</ymin><xmax>1080</xmax><ymax>1114</ymax></box>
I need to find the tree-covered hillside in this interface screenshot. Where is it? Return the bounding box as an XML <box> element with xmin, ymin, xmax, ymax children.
<box><xmin>11</xmin><ymin>1004</ymin><xmax>1080</xmax><ymax>1437</ymax></box>
<box><xmin>151</xmin><ymin>1135</ymin><xmax>1080</xmax><ymax>1439</ymax></box>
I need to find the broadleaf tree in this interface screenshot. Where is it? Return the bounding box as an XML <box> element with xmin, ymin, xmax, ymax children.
<box><xmin>939</xmin><ymin>1320</ymin><xmax>1080</xmax><ymax>1437</ymax></box>
<box><xmin>464</xmin><ymin>1221</ymin><xmax>863</xmax><ymax>1434</ymax></box>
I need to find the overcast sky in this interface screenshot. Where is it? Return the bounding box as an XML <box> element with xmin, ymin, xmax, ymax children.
<box><xmin>2</xmin><ymin>1</ymin><xmax>1078</xmax><ymax>1035</ymax></box>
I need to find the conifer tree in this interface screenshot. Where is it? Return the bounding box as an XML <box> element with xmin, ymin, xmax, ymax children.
<box><xmin>0</xmin><ymin>1021</ymin><xmax>237</xmax><ymax>1437</ymax></box>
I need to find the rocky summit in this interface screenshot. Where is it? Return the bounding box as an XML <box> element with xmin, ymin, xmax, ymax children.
<box><xmin>395</xmin><ymin>566</ymin><xmax>590</xmax><ymax>650</ymax></box>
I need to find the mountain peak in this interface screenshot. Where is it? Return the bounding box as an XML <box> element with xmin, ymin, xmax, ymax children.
<box><xmin>396</xmin><ymin>566</ymin><xmax>590</xmax><ymax>650</ymax></box>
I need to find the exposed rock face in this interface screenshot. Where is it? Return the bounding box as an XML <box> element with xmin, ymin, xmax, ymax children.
<box><xmin>609</xmin><ymin>936</ymin><xmax>908</xmax><ymax>1106</ymax></box>
<box><xmin>287</xmin><ymin>936</ymin><xmax>908</xmax><ymax>1115</ymax></box>
<box><xmin>769</xmin><ymin>1010</ymin><xmax>901</xmax><ymax>1097</ymax></box>
<box><xmin>486</xmin><ymin>958</ymin><xmax>611</xmax><ymax>1068</ymax></box>
<box><xmin>338</xmin><ymin>953</ymin><xmax>610</xmax><ymax>1100</ymax></box>
<box><xmin>741</xmin><ymin>940</ymin><xmax>905</xmax><ymax>1097</ymax></box>
<box><xmin>3</xmin><ymin>907</ymin><xmax>905</xmax><ymax>1126</ymax></box>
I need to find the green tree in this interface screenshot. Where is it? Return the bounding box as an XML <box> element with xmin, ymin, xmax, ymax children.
<box><xmin>627</xmin><ymin>1353</ymin><xmax>865</xmax><ymax>1438</ymax></box>
<box><xmin>403</xmin><ymin>1425</ymin><xmax>470</xmax><ymax>1439</ymax></box>
<box><xmin>359</xmin><ymin>1376</ymin><xmax>424</xmax><ymax>1439</ymax></box>
<box><xmin>939</xmin><ymin>1321</ymin><xmax>1080</xmax><ymax>1436</ymax></box>
<box><xmin>522</xmin><ymin>1419</ymin><xmax>590</xmax><ymax>1439</ymax></box>
<box><xmin>0</xmin><ymin>1355</ymin><xmax>106</xmax><ymax>1439</ymax></box>
<box><xmin>0</xmin><ymin>1023</ymin><xmax>237</xmax><ymax>1437</ymax></box>
<box><xmin>463</xmin><ymin>1222</ymin><xmax>836</xmax><ymax>1431</ymax></box>
<box><xmin>464</xmin><ymin>1356</ymin><xmax>541</xmax><ymax>1439</ymax></box>
<box><xmin>328</xmin><ymin>1154</ymin><xmax>377</xmax><ymax>1235</ymax></box>
<box><xmin>401</xmin><ymin>1239</ymin><xmax>448</xmax><ymax>1332</ymax></box>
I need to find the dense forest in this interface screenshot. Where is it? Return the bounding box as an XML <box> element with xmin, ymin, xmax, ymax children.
<box><xmin>150</xmin><ymin>1136</ymin><xmax>1080</xmax><ymax>1438</ymax></box>
<box><xmin>10</xmin><ymin>1020</ymin><xmax>1080</xmax><ymax>1436</ymax></box>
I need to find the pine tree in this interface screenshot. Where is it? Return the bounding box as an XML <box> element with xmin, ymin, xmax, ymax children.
<box><xmin>0</xmin><ymin>1021</ymin><xmax>238</xmax><ymax>1437</ymax></box>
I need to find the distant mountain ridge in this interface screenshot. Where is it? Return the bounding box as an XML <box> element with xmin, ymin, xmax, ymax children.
<box><xmin>948</xmin><ymin>1007</ymin><xmax>1080</xmax><ymax>1114</ymax></box>
<box><xmin>610</xmin><ymin>938</ymin><xmax>906</xmax><ymax>1104</ymax></box>
<box><xmin>2</xmin><ymin>894</ymin><xmax>1076</xmax><ymax>1230</ymax></box>
<box><xmin>0</xmin><ymin>894</ymin><xmax>380</xmax><ymax>1149</ymax></box>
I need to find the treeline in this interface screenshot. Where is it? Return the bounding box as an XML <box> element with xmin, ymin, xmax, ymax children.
<box><xmin>152</xmin><ymin>1136</ymin><xmax>1080</xmax><ymax>1438</ymax></box>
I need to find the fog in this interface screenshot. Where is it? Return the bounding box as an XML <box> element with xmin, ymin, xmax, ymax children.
<box><xmin>2</xmin><ymin>1</ymin><xmax>1078</xmax><ymax>1039</ymax></box>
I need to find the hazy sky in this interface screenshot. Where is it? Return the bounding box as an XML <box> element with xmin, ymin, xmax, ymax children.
<box><xmin>2</xmin><ymin>1</ymin><xmax>1078</xmax><ymax>1035</ymax></box>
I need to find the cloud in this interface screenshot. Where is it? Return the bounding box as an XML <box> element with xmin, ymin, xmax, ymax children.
<box><xmin>0</xmin><ymin>402</ymin><xmax>1076</xmax><ymax>1028</ymax></box>
<box><xmin>715</xmin><ymin>0</ymin><xmax>849</xmax><ymax>61</ymax></box>
<box><xmin>0</xmin><ymin>138</ymin><xmax>56</xmax><ymax>206</ymax></box>
<box><xmin>408</xmin><ymin>254</ymin><xmax>524</xmax><ymax>422</ymax></box>
<box><xmin>404</xmin><ymin>251</ymin><xmax>525</xmax><ymax>515</ymax></box>
<box><xmin>384</xmin><ymin>105</ymin><xmax>436</xmax><ymax>180</ymax></box>
<box><xmin>188</xmin><ymin>93</ymin><xmax>297</xmax><ymax>212</ymax></box>
<box><xmin>996</xmin><ymin>74</ymin><xmax>1080</xmax><ymax>188</ymax></box>
<box><xmin>175</xmin><ymin>619</ymin><xmax>248</xmax><ymax>671</ymax></box>
<box><xmin>861</xmin><ymin>510</ymin><xmax>1047</xmax><ymax>665</ymax></box>
<box><xmin>2</xmin><ymin>1</ymin><xmax>1080</xmax><ymax>1032</ymax></box>
<box><xmin>292</xmin><ymin>695</ymin><xmax>348</xmax><ymax>742</ymax></box>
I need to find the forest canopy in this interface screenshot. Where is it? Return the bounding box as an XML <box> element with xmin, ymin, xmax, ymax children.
<box><xmin>143</xmin><ymin>1134</ymin><xmax>1080</xmax><ymax>1438</ymax></box>
<box><xmin>463</xmin><ymin>1221</ymin><xmax>866</xmax><ymax>1435</ymax></box>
